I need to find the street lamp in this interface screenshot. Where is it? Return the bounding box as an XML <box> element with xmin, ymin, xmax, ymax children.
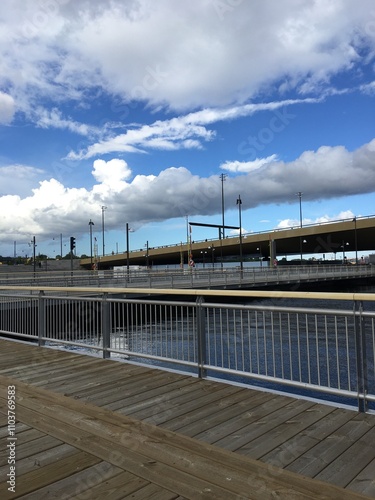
<box><xmin>341</xmin><ymin>241</ymin><xmax>349</xmax><ymax>263</ymax></box>
<box><xmin>200</xmin><ymin>250</ymin><xmax>207</xmax><ymax>268</ymax></box>
<box><xmin>125</xmin><ymin>224</ymin><xmax>135</xmax><ymax>274</ymax></box>
<box><xmin>257</xmin><ymin>246</ymin><xmax>263</xmax><ymax>267</ymax></box>
<box><xmin>101</xmin><ymin>205</ymin><xmax>107</xmax><ymax>256</ymax></box>
<box><xmin>236</xmin><ymin>195</ymin><xmax>243</xmax><ymax>272</ymax></box>
<box><xmin>145</xmin><ymin>241</ymin><xmax>149</xmax><ymax>268</ymax></box>
<box><xmin>296</xmin><ymin>191</ymin><xmax>303</xmax><ymax>264</ymax></box>
<box><xmin>89</xmin><ymin>219</ymin><xmax>94</xmax><ymax>268</ymax></box>
<box><xmin>220</xmin><ymin>173</ymin><xmax>227</xmax><ymax>238</ymax></box>
<box><xmin>353</xmin><ymin>217</ymin><xmax>358</xmax><ymax>264</ymax></box>
<box><xmin>208</xmin><ymin>246</ymin><xmax>215</xmax><ymax>268</ymax></box>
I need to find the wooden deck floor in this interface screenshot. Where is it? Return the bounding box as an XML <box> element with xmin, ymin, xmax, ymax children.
<box><xmin>0</xmin><ymin>339</ymin><xmax>374</xmax><ymax>499</ymax></box>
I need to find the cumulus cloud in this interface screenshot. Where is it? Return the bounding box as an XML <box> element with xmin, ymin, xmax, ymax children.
<box><xmin>0</xmin><ymin>139</ymin><xmax>375</xmax><ymax>242</ymax></box>
<box><xmin>277</xmin><ymin>210</ymin><xmax>356</xmax><ymax>229</ymax></box>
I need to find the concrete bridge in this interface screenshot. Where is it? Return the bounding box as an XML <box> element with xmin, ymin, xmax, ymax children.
<box><xmin>80</xmin><ymin>215</ymin><xmax>375</xmax><ymax>270</ymax></box>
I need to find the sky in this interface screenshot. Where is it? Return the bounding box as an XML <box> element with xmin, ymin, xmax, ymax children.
<box><xmin>1</xmin><ymin>0</ymin><xmax>375</xmax><ymax>259</ymax></box>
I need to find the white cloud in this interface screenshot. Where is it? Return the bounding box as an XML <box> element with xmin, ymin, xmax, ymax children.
<box><xmin>34</xmin><ymin>107</ymin><xmax>99</xmax><ymax>136</ymax></box>
<box><xmin>0</xmin><ymin>92</ymin><xmax>15</xmax><ymax>124</ymax></box>
<box><xmin>220</xmin><ymin>155</ymin><xmax>279</xmax><ymax>173</ymax></box>
<box><xmin>0</xmin><ymin>0</ymin><xmax>374</xmax><ymax>115</ymax></box>
<box><xmin>0</xmin><ymin>164</ymin><xmax>44</xmax><ymax>196</ymax></box>
<box><xmin>92</xmin><ymin>158</ymin><xmax>132</xmax><ymax>192</ymax></box>
<box><xmin>277</xmin><ymin>210</ymin><xmax>356</xmax><ymax>229</ymax></box>
<box><xmin>0</xmin><ymin>139</ymin><xmax>375</xmax><ymax>243</ymax></box>
<box><xmin>66</xmin><ymin>98</ymin><xmax>317</xmax><ymax>159</ymax></box>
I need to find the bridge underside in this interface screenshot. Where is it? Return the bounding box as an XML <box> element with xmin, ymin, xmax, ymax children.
<box><xmin>81</xmin><ymin>217</ymin><xmax>375</xmax><ymax>269</ymax></box>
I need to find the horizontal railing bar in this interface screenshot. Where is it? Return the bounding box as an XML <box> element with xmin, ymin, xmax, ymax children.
<box><xmin>0</xmin><ymin>285</ymin><xmax>375</xmax><ymax>302</ymax></box>
<box><xmin>204</xmin><ymin>365</ymin><xmax>359</xmax><ymax>399</ymax></box>
<box><xmin>107</xmin><ymin>348</ymin><xmax>198</xmax><ymax>368</ymax></box>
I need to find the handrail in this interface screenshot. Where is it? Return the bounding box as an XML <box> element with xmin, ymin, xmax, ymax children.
<box><xmin>1</xmin><ymin>286</ymin><xmax>375</xmax><ymax>412</ymax></box>
<box><xmin>0</xmin><ymin>284</ymin><xmax>375</xmax><ymax>302</ymax></box>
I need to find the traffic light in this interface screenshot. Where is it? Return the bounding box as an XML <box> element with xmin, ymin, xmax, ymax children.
<box><xmin>70</xmin><ymin>237</ymin><xmax>76</xmax><ymax>252</ymax></box>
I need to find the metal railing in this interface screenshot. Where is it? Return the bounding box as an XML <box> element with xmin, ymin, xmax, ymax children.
<box><xmin>0</xmin><ymin>286</ymin><xmax>374</xmax><ymax>412</ymax></box>
<box><xmin>0</xmin><ymin>264</ymin><xmax>374</xmax><ymax>289</ymax></box>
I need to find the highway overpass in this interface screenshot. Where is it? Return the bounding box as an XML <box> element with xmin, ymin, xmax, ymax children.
<box><xmin>80</xmin><ymin>215</ymin><xmax>375</xmax><ymax>270</ymax></box>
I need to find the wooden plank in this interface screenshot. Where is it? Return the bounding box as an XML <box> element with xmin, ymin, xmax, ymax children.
<box><xmin>16</xmin><ymin>461</ymin><xmax>123</xmax><ymax>499</ymax></box>
<box><xmin>0</xmin><ymin>443</ymin><xmax>76</xmax><ymax>478</ymax></box>
<box><xmin>347</xmin><ymin>458</ymin><xmax>375</xmax><ymax>497</ymax></box>
<box><xmin>22</xmin><ymin>469</ymin><xmax>150</xmax><ymax>500</ymax></box>
<box><xmin>0</xmin><ymin>376</ymin><xmax>369</xmax><ymax>499</ymax></box>
<box><xmin>167</xmin><ymin>390</ymin><xmax>283</xmax><ymax>437</ymax></box>
<box><xmin>261</xmin><ymin>407</ymin><xmax>356</xmax><ymax>468</ymax></box>
<box><xmin>28</xmin><ymin>361</ymin><xmax>144</xmax><ymax>390</ymax></box>
<box><xmin>287</xmin><ymin>413</ymin><xmax>375</xmax><ymax>478</ymax></box>
<box><xmin>66</xmin><ymin>368</ymin><xmax>186</xmax><ymax>404</ymax></box>
<box><xmin>315</xmin><ymin>425</ymin><xmax>375</xmax><ymax>487</ymax></box>
<box><xmin>7</xmin><ymin>402</ymin><xmax>247</xmax><ymax>500</ymax></box>
<box><xmin>234</xmin><ymin>403</ymin><xmax>335</xmax><ymax>460</ymax></box>
<box><xmin>0</xmin><ymin>428</ymin><xmax>45</xmax><ymax>448</ymax></box>
<box><xmin>0</xmin><ymin>450</ymin><xmax>101</xmax><ymax>498</ymax></box>
<box><xmin>104</xmin><ymin>377</ymin><xmax>201</xmax><ymax>413</ymax></box>
<box><xmin>121</xmin><ymin>483</ymin><xmax>180</xmax><ymax>500</ymax></box>
<box><xmin>128</xmin><ymin>383</ymin><xmax>242</xmax><ymax>425</ymax></box>
<box><xmin>163</xmin><ymin>387</ymin><xmax>265</xmax><ymax>432</ymax></box>
<box><xmin>0</xmin><ymin>435</ymin><xmax>64</xmax><ymax>466</ymax></box>
<box><xmin>191</xmin><ymin>395</ymin><xmax>306</xmax><ymax>445</ymax></box>
<box><xmin>0</xmin><ymin>422</ymin><xmax>29</xmax><ymax>439</ymax></box>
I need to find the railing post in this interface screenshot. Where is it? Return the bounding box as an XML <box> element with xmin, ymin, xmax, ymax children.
<box><xmin>354</xmin><ymin>300</ymin><xmax>368</xmax><ymax>412</ymax></box>
<box><xmin>101</xmin><ymin>293</ymin><xmax>111</xmax><ymax>359</ymax></box>
<box><xmin>38</xmin><ymin>290</ymin><xmax>45</xmax><ymax>346</ymax></box>
<box><xmin>196</xmin><ymin>296</ymin><xmax>207</xmax><ymax>378</ymax></box>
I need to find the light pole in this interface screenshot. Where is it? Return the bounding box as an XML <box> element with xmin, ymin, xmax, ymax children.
<box><xmin>220</xmin><ymin>173</ymin><xmax>227</xmax><ymax>238</ymax></box>
<box><xmin>236</xmin><ymin>195</ymin><xmax>243</xmax><ymax>272</ymax></box>
<box><xmin>342</xmin><ymin>241</ymin><xmax>349</xmax><ymax>263</ymax></box>
<box><xmin>32</xmin><ymin>236</ymin><xmax>36</xmax><ymax>276</ymax></box>
<box><xmin>89</xmin><ymin>219</ymin><xmax>94</xmax><ymax>268</ymax></box>
<box><xmin>296</xmin><ymin>191</ymin><xmax>303</xmax><ymax>264</ymax></box>
<box><xmin>145</xmin><ymin>241</ymin><xmax>149</xmax><ymax>269</ymax></box>
<box><xmin>200</xmin><ymin>250</ymin><xmax>207</xmax><ymax>268</ymax></box>
<box><xmin>257</xmin><ymin>246</ymin><xmax>263</xmax><ymax>267</ymax></box>
<box><xmin>126</xmin><ymin>223</ymin><xmax>130</xmax><ymax>274</ymax></box>
<box><xmin>101</xmin><ymin>205</ymin><xmax>107</xmax><ymax>256</ymax></box>
<box><xmin>353</xmin><ymin>217</ymin><xmax>358</xmax><ymax>264</ymax></box>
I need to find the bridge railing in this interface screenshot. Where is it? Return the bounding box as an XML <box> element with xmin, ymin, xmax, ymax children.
<box><xmin>0</xmin><ymin>286</ymin><xmax>374</xmax><ymax>412</ymax></box>
<box><xmin>0</xmin><ymin>264</ymin><xmax>374</xmax><ymax>289</ymax></box>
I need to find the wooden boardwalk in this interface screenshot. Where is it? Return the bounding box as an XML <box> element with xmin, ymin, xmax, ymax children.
<box><xmin>0</xmin><ymin>339</ymin><xmax>374</xmax><ymax>499</ymax></box>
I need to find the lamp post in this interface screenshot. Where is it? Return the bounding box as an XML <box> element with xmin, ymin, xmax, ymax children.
<box><xmin>342</xmin><ymin>241</ymin><xmax>349</xmax><ymax>263</ymax></box>
<box><xmin>32</xmin><ymin>236</ymin><xmax>36</xmax><ymax>276</ymax></box>
<box><xmin>296</xmin><ymin>191</ymin><xmax>303</xmax><ymax>264</ymax></box>
<box><xmin>145</xmin><ymin>241</ymin><xmax>149</xmax><ymax>269</ymax></box>
<box><xmin>208</xmin><ymin>245</ymin><xmax>215</xmax><ymax>268</ymax></box>
<box><xmin>200</xmin><ymin>250</ymin><xmax>207</xmax><ymax>268</ymax></box>
<box><xmin>236</xmin><ymin>195</ymin><xmax>243</xmax><ymax>272</ymax></box>
<box><xmin>89</xmin><ymin>219</ymin><xmax>94</xmax><ymax>268</ymax></box>
<box><xmin>257</xmin><ymin>246</ymin><xmax>263</xmax><ymax>267</ymax></box>
<box><xmin>101</xmin><ymin>205</ymin><xmax>107</xmax><ymax>256</ymax></box>
<box><xmin>220</xmin><ymin>173</ymin><xmax>227</xmax><ymax>239</ymax></box>
<box><xmin>353</xmin><ymin>217</ymin><xmax>358</xmax><ymax>264</ymax></box>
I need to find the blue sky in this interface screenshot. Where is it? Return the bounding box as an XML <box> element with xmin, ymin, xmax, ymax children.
<box><xmin>1</xmin><ymin>0</ymin><xmax>375</xmax><ymax>259</ymax></box>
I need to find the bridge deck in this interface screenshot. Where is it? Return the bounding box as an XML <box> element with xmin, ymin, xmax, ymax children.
<box><xmin>0</xmin><ymin>339</ymin><xmax>374</xmax><ymax>499</ymax></box>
